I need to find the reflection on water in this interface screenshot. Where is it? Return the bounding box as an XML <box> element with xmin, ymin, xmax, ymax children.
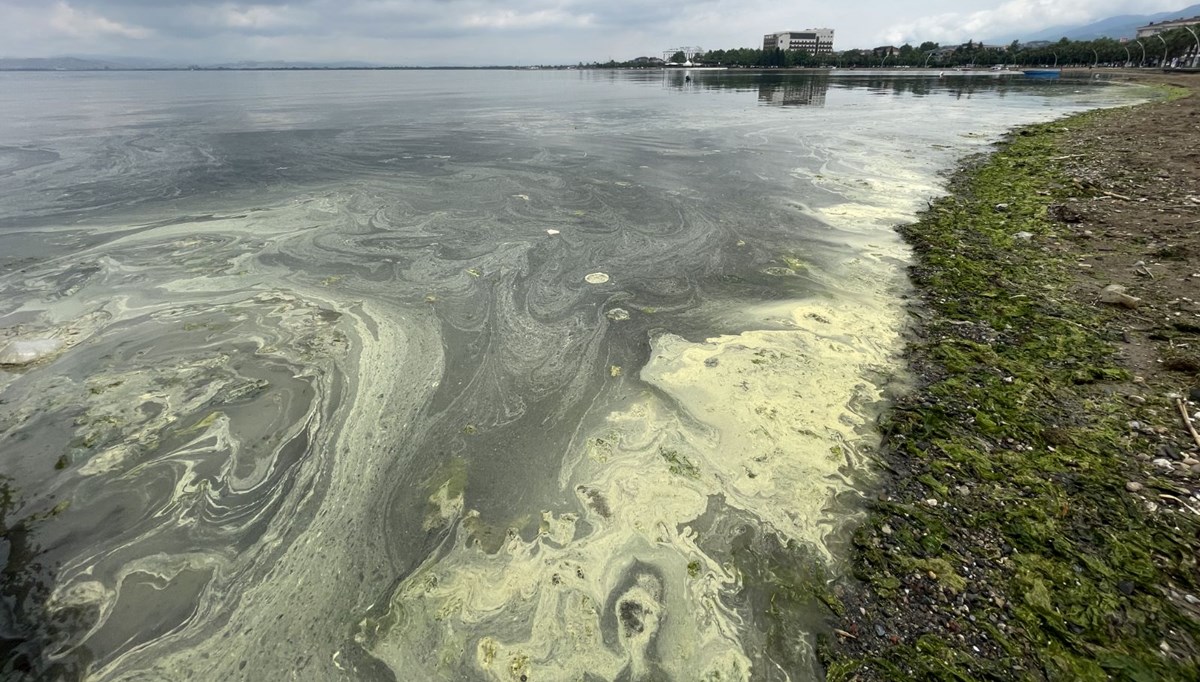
<box><xmin>658</xmin><ymin>69</ymin><xmax>1089</xmax><ymax>107</ymax></box>
<box><xmin>759</xmin><ymin>78</ymin><xmax>829</xmax><ymax>107</ymax></box>
<box><xmin>0</xmin><ymin>70</ymin><xmax>1139</xmax><ymax>680</ymax></box>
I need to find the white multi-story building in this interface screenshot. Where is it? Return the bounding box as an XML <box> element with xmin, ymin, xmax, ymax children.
<box><xmin>1136</xmin><ymin>15</ymin><xmax>1200</xmax><ymax>38</ymax></box>
<box><xmin>762</xmin><ymin>29</ymin><xmax>835</xmax><ymax>54</ymax></box>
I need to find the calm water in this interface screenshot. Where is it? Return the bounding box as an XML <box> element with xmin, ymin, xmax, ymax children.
<box><xmin>0</xmin><ymin>70</ymin><xmax>1137</xmax><ymax>680</ymax></box>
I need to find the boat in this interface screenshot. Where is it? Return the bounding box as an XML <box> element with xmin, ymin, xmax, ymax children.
<box><xmin>1022</xmin><ymin>68</ymin><xmax>1061</xmax><ymax>79</ymax></box>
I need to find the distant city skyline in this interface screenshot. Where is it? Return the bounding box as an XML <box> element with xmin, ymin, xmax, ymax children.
<box><xmin>0</xmin><ymin>0</ymin><xmax>1193</xmax><ymax>66</ymax></box>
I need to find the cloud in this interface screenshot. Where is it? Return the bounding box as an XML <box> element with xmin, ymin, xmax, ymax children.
<box><xmin>463</xmin><ymin>9</ymin><xmax>593</xmax><ymax>30</ymax></box>
<box><xmin>0</xmin><ymin>0</ymin><xmax>1190</xmax><ymax>65</ymax></box>
<box><xmin>881</xmin><ymin>0</ymin><xmax>1184</xmax><ymax>45</ymax></box>
<box><xmin>49</xmin><ymin>0</ymin><xmax>151</xmax><ymax>39</ymax></box>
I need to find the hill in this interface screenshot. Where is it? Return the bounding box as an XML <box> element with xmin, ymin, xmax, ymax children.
<box><xmin>987</xmin><ymin>3</ymin><xmax>1200</xmax><ymax>42</ymax></box>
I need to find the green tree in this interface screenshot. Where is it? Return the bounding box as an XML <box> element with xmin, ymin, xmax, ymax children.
<box><xmin>670</xmin><ymin>51</ymin><xmax>686</xmax><ymax>63</ymax></box>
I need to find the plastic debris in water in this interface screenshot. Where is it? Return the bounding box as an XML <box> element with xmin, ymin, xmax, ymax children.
<box><xmin>606</xmin><ymin>308</ymin><xmax>630</xmax><ymax>321</ymax></box>
<box><xmin>546</xmin><ymin>229</ymin><xmax>560</xmax><ymax>235</ymax></box>
<box><xmin>0</xmin><ymin>338</ymin><xmax>63</xmax><ymax>366</ymax></box>
<box><xmin>584</xmin><ymin>272</ymin><xmax>610</xmax><ymax>284</ymax></box>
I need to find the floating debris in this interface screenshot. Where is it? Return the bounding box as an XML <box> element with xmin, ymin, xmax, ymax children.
<box><xmin>584</xmin><ymin>272</ymin><xmax>609</xmax><ymax>284</ymax></box>
<box><xmin>605</xmin><ymin>308</ymin><xmax>630</xmax><ymax>321</ymax></box>
<box><xmin>546</xmin><ymin>229</ymin><xmax>560</xmax><ymax>235</ymax></box>
<box><xmin>514</xmin><ymin>194</ymin><xmax>529</xmax><ymax>201</ymax></box>
<box><xmin>0</xmin><ymin>338</ymin><xmax>63</xmax><ymax>366</ymax></box>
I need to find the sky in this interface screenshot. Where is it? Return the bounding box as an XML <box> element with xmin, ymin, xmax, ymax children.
<box><xmin>0</xmin><ymin>0</ymin><xmax>1191</xmax><ymax>65</ymax></box>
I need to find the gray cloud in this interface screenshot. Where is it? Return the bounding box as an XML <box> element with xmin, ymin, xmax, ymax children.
<box><xmin>0</xmin><ymin>0</ymin><xmax>1188</xmax><ymax>65</ymax></box>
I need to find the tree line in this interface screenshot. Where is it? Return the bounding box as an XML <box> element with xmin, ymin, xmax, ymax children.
<box><xmin>589</xmin><ymin>28</ymin><xmax>1200</xmax><ymax>69</ymax></box>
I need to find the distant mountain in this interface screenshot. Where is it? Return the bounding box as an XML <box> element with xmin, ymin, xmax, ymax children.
<box><xmin>205</xmin><ymin>60</ymin><xmax>382</xmax><ymax>69</ymax></box>
<box><xmin>0</xmin><ymin>56</ymin><xmax>385</xmax><ymax>71</ymax></box>
<box><xmin>0</xmin><ymin>56</ymin><xmax>126</xmax><ymax>70</ymax></box>
<box><xmin>988</xmin><ymin>3</ymin><xmax>1200</xmax><ymax>42</ymax></box>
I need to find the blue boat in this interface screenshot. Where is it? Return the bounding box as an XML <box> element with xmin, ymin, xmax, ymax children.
<box><xmin>1022</xmin><ymin>68</ymin><xmax>1061</xmax><ymax>79</ymax></box>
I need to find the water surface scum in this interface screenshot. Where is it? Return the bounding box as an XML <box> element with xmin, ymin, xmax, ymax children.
<box><xmin>0</xmin><ymin>70</ymin><xmax>1148</xmax><ymax>679</ymax></box>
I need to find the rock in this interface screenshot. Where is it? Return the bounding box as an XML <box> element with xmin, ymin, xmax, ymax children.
<box><xmin>994</xmin><ymin>203</ymin><xmax>1010</xmax><ymax>212</ymax></box>
<box><xmin>703</xmin><ymin>357</ymin><xmax>719</xmax><ymax>368</ymax></box>
<box><xmin>874</xmin><ymin>624</ymin><xmax>886</xmax><ymax>637</ymax></box>
<box><xmin>880</xmin><ymin>523</ymin><xmax>893</xmax><ymax>535</ymax></box>
<box><xmin>925</xmin><ymin>498</ymin><xmax>939</xmax><ymax>507</ymax></box>
<box><xmin>0</xmin><ymin>338</ymin><xmax>62</xmax><ymax>366</ymax></box>
<box><xmin>1184</xmin><ymin>458</ymin><xmax>1200</xmax><ymax>467</ymax></box>
<box><xmin>1118</xmin><ymin>581</ymin><xmax>1135</xmax><ymax>596</ymax></box>
<box><xmin>955</xmin><ymin>485</ymin><xmax>970</xmax><ymax>497</ymax></box>
<box><xmin>1014</xmin><ymin>231</ymin><xmax>1034</xmax><ymax>240</ymax></box>
<box><xmin>1153</xmin><ymin>458</ymin><xmax>1175</xmax><ymax>471</ymax></box>
<box><xmin>1190</xmin><ymin>387</ymin><xmax>1200</xmax><ymax>402</ymax></box>
<box><xmin>1126</xmin><ymin>481</ymin><xmax>1144</xmax><ymax>493</ymax></box>
<box><xmin>1099</xmin><ymin>284</ymin><xmax>1141</xmax><ymax>309</ymax></box>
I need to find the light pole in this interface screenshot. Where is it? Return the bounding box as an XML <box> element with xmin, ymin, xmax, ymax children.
<box><xmin>1135</xmin><ymin>39</ymin><xmax>1146</xmax><ymax>67</ymax></box>
<box><xmin>1092</xmin><ymin>48</ymin><xmax>1099</xmax><ymax>67</ymax></box>
<box><xmin>1122</xmin><ymin>44</ymin><xmax>1130</xmax><ymax>68</ymax></box>
<box><xmin>1185</xmin><ymin>26</ymin><xmax>1200</xmax><ymax>67</ymax></box>
<box><xmin>924</xmin><ymin>50</ymin><xmax>936</xmax><ymax>68</ymax></box>
<box><xmin>1156</xmin><ymin>33</ymin><xmax>1168</xmax><ymax>66</ymax></box>
<box><xmin>881</xmin><ymin>52</ymin><xmax>890</xmax><ymax>68</ymax></box>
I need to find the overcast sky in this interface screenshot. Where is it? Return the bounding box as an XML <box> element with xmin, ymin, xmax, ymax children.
<box><xmin>0</xmin><ymin>0</ymin><xmax>1190</xmax><ymax>65</ymax></box>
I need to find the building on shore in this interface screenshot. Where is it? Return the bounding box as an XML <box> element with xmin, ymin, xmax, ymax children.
<box><xmin>762</xmin><ymin>29</ymin><xmax>835</xmax><ymax>54</ymax></box>
<box><xmin>1136</xmin><ymin>15</ymin><xmax>1200</xmax><ymax>38</ymax></box>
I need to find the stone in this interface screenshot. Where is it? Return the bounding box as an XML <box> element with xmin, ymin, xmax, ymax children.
<box><xmin>1099</xmin><ymin>284</ymin><xmax>1140</xmax><ymax>309</ymax></box>
<box><xmin>1126</xmin><ymin>481</ymin><xmax>1144</xmax><ymax>493</ymax></box>
<box><xmin>925</xmin><ymin>498</ymin><xmax>939</xmax><ymax>507</ymax></box>
<box><xmin>1153</xmin><ymin>458</ymin><xmax>1174</xmax><ymax>471</ymax></box>
<box><xmin>1014</xmin><ymin>231</ymin><xmax>1034</xmax><ymax>240</ymax></box>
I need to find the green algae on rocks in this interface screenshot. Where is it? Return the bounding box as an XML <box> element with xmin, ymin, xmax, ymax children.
<box><xmin>824</xmin><ymin>102</ymin><xmax>1200</xmax><ymax>680</ymax></box>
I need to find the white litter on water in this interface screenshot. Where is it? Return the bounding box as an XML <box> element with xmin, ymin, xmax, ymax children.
<box><xmin>584</xmin><ymin>272</ymin><xmax>609</xmax><ymax>284</ymax></box>
<box><xmin>0</xmin><ymin>338</ymin><xmax>62</xmax><ymax>366</ymax></box>
<box><xmin>605</xmin><ymin>308</ymin><xmax>630</xmax><ymax>321</ymax></box>
<box><xmin>546</xmin><ymin>229</ymin><xmax>560</xmax><ymax>235</ymax></box>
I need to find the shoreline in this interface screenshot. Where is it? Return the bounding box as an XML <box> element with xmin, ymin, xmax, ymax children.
<box><xmin>819</xmin><ymin>72</ymin><xmax>1200</xmax><ymax>679</ymax></box>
